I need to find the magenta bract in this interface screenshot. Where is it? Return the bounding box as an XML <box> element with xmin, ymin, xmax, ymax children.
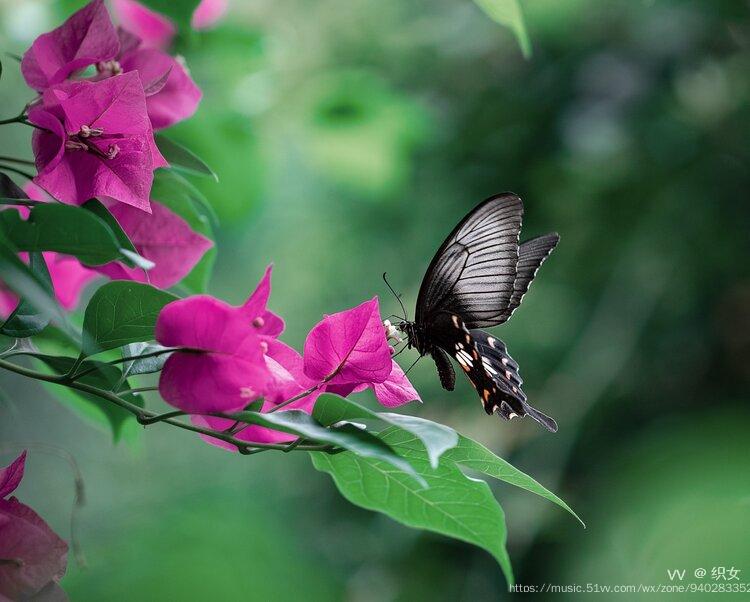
<box><xmin>0</xmin><ymin>452</ymin><xmax>68</xmax><ymax>600</ymax></box>
<box><xmin>156</xmin><ymin>296</ymin><xmax>271</xmax><ymax>413</ymax></box>
<box><xmin>29</xmin><ymin>72</ymin><xmax>166</xmax><ymax>210</ymax></box>
<box><xmin>303</xmin><ymin>297</ymin><xmax>393</xmax><ymax>385</ymax></box>
<box><xmin>0</xmin><ymin>451</ymin><xmax>26</xmax><ymax>498</ymax></box>
<box><xmin>371</xmin><ymin>359</ymin><xmax>421</xmax><ymax>407</ymax></box>
<box><xmin>113</xmin><ymin>29</ymin><xmax>202</xmax><ymax>130</ymax></box>
<box><xmin>240</xmin><ymin>265</ymin><xmax>285</xmax><ymax>337</ymax></box>
<box><xmin>21</xmin><ymin>0</ymin><xmax>119</xmax><ymax>91</ymax></box>
<box><xmin>192</xmin><ymin>0</ymin><xmax>229</xmax><ymax>30</ymax></box>
<box><xmin>112</xmin><ymin>0</ymin><xmax>176</xmax><ymax>49</ymax></box>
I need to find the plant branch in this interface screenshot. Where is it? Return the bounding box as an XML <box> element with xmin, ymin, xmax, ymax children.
<box><xmin>0</xmin><ymin>357</ymin><xmax>337</xmax><ymax>455</ymax></box>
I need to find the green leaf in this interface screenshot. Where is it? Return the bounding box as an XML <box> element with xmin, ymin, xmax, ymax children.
<box><xmin>311</xmin><ymin>428</ymin><xmax>514</xmax><ymax>584</ymax></box>
<box><xmin>313</xmin><ymin>393</ymin><xmax>458</xmax><ymax>469</ymax></box>
<box><xmin>474</xmin><ymin>0</ymin><xmax>532</xmax><ymax>58</ymax></box>
<box><xmin>0</xmin><ymin>233</ymin><xmax>67</xmax><ymax>328</ymax></box>
<box><xmin>0</xmin><ymin>204</ymin><xmax>137</xmax><ymax>266</ymax></box>
<box><xmin>80</xmin><ymin>199</ymin><xmax>154</xmax><ymax>270</ymax></box>
<box><xmin>156</xmin><ymin>135</ymin><xmax>218</xmax><ymax>181</ymax></box>
<box><xmin>121</xmin><ymin>342</ymin><xmax>172</xmax><ymax>377</ymax></box>
<box><xmin>33</xmin><ymin>354</ymin><xmax>142</xmax><ymax>440</ymax></box>
<box><xmin>444</xmin><ymin>435</ymin><xmax>584</xmax><ymax>526</ymax></box>
<box><xmin>230</xmin><ymin>409</ymin><xmax>425</xmax><ymax>485</ymax></box>
<box><xmin>81</xmin><ymin>281</ymin><xmax>177</xmax><ymax>357</ymax></box>
<box><xmin>152</xmin><ymin>169</ymin><xmax>219</xmax><ymax>228</ymax></box>
<box><xmin>0</xmin><ymin>252</ymin><xmax>53</xmax><ymax>337</ymax></box>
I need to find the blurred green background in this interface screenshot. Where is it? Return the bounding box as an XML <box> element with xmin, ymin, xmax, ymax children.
<box><xmin>2</xmin><ymin>0</ymin><xmax>749</xmax><ymax>599</ymax></box>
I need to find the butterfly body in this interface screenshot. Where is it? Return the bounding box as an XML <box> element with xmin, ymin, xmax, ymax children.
<box><xmin>397</xmin><ymin>193</ymin><xmax>559</xmax><ymax>432</ymax></box>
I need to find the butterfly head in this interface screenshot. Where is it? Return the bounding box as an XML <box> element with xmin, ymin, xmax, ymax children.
<box><xmin>396</xmin><ymin>320</ymin><xmax>423</xmax><ymax>353</ymax></box>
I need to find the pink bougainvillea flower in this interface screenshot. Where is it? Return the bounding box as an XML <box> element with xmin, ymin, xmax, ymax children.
<box><xmin>156</xmin><ymin>296</ymin><xmax>272</xmax><ymax>413</ymax></box>
<box><xmin>194</xmin><ymin>339</ymin><xmax>321</xmax><ymax>450</ymax></box>
<box><xmin>0</xmin><ymin>499</ymin><xmax>69</xmax><ymax>600</ymax></box>
<box><xmin>93</xmin><ymin>200</ymin><xmax>212</xmax><ymax>289</ymax></box>
<box><xmin>112</xmin><ymin>0</ymin><xmax>176</xmax><ymax>49</ymax></box>
<box><xmin>306</xmin><ymin>299</ymin><xmax>420</xmax><ymax>407</ymax></box>
<box><xmin>0</xmin><ymin>451</ymin><xmax>26</xmax><ymax>498</ymax></box>
<box><xmin>29</xmin><ymin>72</ymin><xmax>167</xmax><ymax>211</ymax></box>
<box><xmin>303</xmin><ymin>297</ymin><xmax>393</xmax><ymax>386</ymax></box>
<box><xmin>0</xmin><ymin>452</ymin><xmax>68</xmax><ymax>600</ymax></box>
<box><xmin>239</xmin><ymin>265</ymin><xmax>285</xmax><ymax>337</ymax></box>
<box><xmin>97</xmin><ymin>28</ymin><xmax>202</xmax><ymax>130</ymax></box>
<box><xmin>192</xmin><ymin>0</ymin><xmax>229</xmax><ymax>30</ymax></box>
<box><xmin>21</xmin><ymin>0</ymin><xmax>119</xmax><ymax>92</ymax></box>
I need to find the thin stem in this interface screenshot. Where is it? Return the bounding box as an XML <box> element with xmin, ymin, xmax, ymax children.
<box><xmin>0</xmin><ymin>358</ymin><xmax>337</xmax><ymax>455</ymax></box>
<box><xmin>126</xmin><ymin>385</ymin><xmax>159</xmax><ymax>395</ymax></box>
<box><xmin>69</xmin><ymin>348</ymin><xmax>177</xmax><ymax>382</ymax></box>
<box><xmin>0</xmin><ymin>113</ymin><xmax>26</xmax><ymax>126</ymax></box>
<box><xmin>138</xmin><ymin>410</ymin><xmax>185</xmax><ymax>424</ymax></box>
<box><xmin>0</xmin><ymin>155</ymin><xmax>35</xmax><ymax>166</ymax></box>
<box><xmin>268</xmin><ymin>381</ymin><xmax>325</xmax><ymax>413</ymax></box>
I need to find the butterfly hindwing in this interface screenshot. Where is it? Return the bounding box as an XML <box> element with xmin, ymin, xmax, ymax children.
<box><xmin>426</xmin><ymin>312</ymin><xmax>559</xmax><ymax>432</ymax></box>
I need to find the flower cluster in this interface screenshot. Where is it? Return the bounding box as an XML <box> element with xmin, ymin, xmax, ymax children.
<box><xmin>0</xmin><ymin>0</ymin><xmax>213</xmax><ymax>318</ymax></box>
<box><xmin>156</xmin><ymin>267</ymin><xmax>420</xmax><ymax>448</ymax></box>
<box><xmin>0</xmin><ymin>452</ymin><xmax>68</xmax><ymax>600</ymax></box>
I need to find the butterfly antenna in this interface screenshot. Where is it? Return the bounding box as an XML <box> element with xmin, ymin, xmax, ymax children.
<box><xmin>383</xmin><ymin>272</ymin><xmax>408</xmax><ymax>321</ymax></box>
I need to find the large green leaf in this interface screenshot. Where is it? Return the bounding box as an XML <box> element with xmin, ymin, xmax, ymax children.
<box><xmin>0</xmin><ymin>203</ymin><xmax>142</xmax><ymax>267</ymax></box>
<box><xmin>33</xmin><ymin>354</ymin><xmax>142</xmax><ymax>440</ymax></box>
<box><xmin>311</xmin><ymin>428</ymin><xmax>513</xmax><ymax>584</ymax></box>
<box><xmin>474</xmin><ymin>0</ymin><xmax>532</xmax><ymax>58</ymax></box>
<box><xmin>0</xmin><ymin>252</ymin><xmax>53</xmax><ymax>337</ymax></box>
<box><xmin>81</xmin><ymin>281</ymin><xmax>177</xmax><ymax>357</ymax></box>
<box><xmin>444</xmin><ymin>436</ymin><xmax>584</xmax><ymax>526</ymax></box>
<box><xmin>230</xmin><ymin>409</ymin><xmax>424</xmax><ymax>485</ymax></box>
<box><xmin>312</xmin><ymin>393</ymin><xmax>458</xmax><ymax>468</ymax></box>
<box><xmin>156</xmin><ymin>135</ymin><xmax>218</xmax><ymax>181</ymax></box>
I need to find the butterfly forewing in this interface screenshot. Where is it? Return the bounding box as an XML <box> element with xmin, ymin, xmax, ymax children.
<box><xmin>416</xmin><ymin>194</ymin><xmax>524</xmax><ymax>329</ymax></box>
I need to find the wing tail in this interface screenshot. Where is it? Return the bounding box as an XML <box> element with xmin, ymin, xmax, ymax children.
<box><xmin>471</xmin><ymin>329</ymin><xmax>558</xmax><ymax>432</ymax></box>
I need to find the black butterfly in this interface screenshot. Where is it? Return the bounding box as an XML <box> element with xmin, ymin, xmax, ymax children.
<box><xmin>393</xmin><ymin>193</ymin><xmax>559</xmax><ymax>432</ymax></box>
